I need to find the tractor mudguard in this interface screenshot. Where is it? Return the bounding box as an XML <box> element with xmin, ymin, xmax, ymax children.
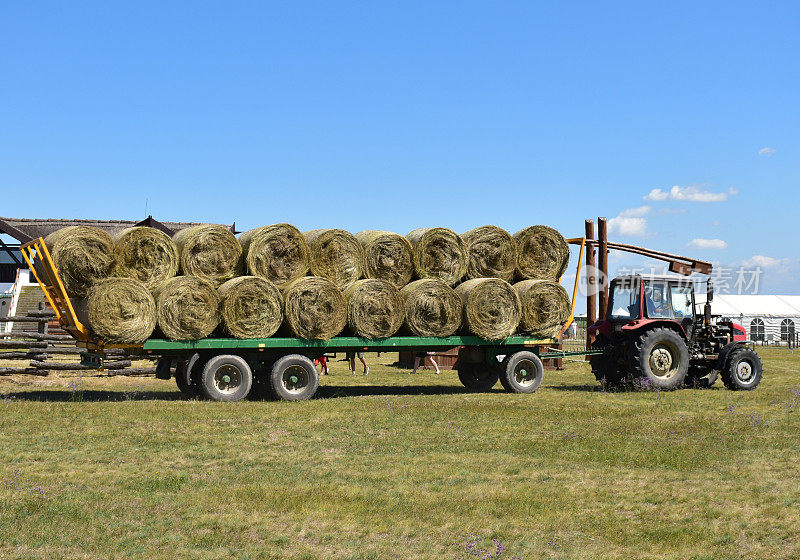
<box><xmin>716</xmin><ymin>342</ymin><xmax>745</xmax><ymax>371</ymax></box>
<box><xmin>621</xmin><ymin>319</ymin><xmax>688</xmax><ymax>339</ymax></box>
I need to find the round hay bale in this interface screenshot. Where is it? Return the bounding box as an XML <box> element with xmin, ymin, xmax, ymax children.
<box><xmin>218</xmin><ymin>276</ymin><xmax>283</xmax><ymax>339</ymax></box>
<box><xmin>513</xmin><ymin>225</ymin><xmax>569</xmax><ymax>281</ymax></box>
<box><xmin>77</xmin><ymin>278</ymin><xmax>157</xmax><ymax>344</ymax></box>
<box><xmin>304</xmin><ymin>229</ymin><xmax>366</xmax><ymax>290</ymax></box>
<box><xmin>42</xmin><ymin>226</ymin><xmax>114</xmax><ymax>298</ymax></box>
<box><xmin>514</xmin><ymin>280</ymin><xmax>571</xmax><ymax>338</ymax></box>
<box><xmin>173</xmin><ymin>225</ymin><xmax>243</xmax><ymax>285</ymax></box>
<box><xmin>112</xmin><ymin>227</ymin><xmax>179</xmax><ymax>290</ymax></box>
<box><xmin>282</xmin><ymin>276</ymin><xmax>346</xmax><ymax>340</ymax></box>
<box><xmin>344</xmin><ymin>279</ymin><xmax>404</xmax><ymax>339</ymax></box>
<box><xmin>356</xmin><ymin>230</ymin><xmax>414</xmax><ymax>288</ymax></box>
<box><xmin>406</xmin><ymin>228</ymin><xmax>468</xmax><ymax>286</ymax></box>
<box><xmin>239</xmin><ymin>224</ymin><xmax>310</xmax><ymax>289</ymax></box>
<box><xmin>455</xmin><ymin>278</ymin><xmax>521</xmax><ymax>341</ymax></box>
<box><xmin>399</xmin><ymin>279</ymin><xmax>461</xmax><ymax>337</ymax></box>
<box><xmin>154</xmin><ymin>276</ymin><xmax>221</xmax><ymax>341</ymax></box>
<box><xmin>462</xmin><ymin>225</ymin><xmax>516</xmax><ymax>281</ymax></box>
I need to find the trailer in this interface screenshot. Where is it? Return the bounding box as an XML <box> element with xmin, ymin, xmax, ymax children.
<box><xmin>20</xmin><ymin>235</ymin><xmax>591</xmax><ymax>402</ymax></box>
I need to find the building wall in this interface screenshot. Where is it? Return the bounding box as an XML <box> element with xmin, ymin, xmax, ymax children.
<box><xmin>735</xmin><ymin>314</ymin><xmax>798</xmax><ymax>343</ymax></box>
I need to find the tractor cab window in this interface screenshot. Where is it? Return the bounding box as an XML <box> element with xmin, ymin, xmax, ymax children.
<box><xmin>669</xmin><ymin>285</ymin><xmax>693</xmax><ymax>318</ymax></box>
<box><xmin>610</xmin><ymin>284</ymin><xmax>639</xmax><ymax>319</ymax></box>
<box><xmin>643</xmin><ymin>281</ymin><xmax>673</xmax><ymax>318</ymax></box>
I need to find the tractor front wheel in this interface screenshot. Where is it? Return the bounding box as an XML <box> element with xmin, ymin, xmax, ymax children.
<box><xmin>631</xmin><ymin>327</ymin><xmax>689</xmax><ymax>390</ymax></box>
<box><xmin>721</xmin><ymin>348</ymin><xmax>763</xmax><ymax>390</ymax></box>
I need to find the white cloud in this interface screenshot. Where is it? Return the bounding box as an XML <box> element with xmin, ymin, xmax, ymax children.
<box><xmin>741</xmin><ymin>255</ymin><xmax>786</xmax><ymax>268</ymax></box>
<box><xmin>657</xmin><ymin>208</ymin><xmax>687</xmax><ymax>215</ymax></box>
<box><xmin>618</xmin><ymin>205</ymin><xmax>651</xmax><ymax>217</ymax></box>
<box><xmin>758</xmin><ymin>147</ymin><xmax>776</xmax><ymax>157</ymax></box>
<box><xmin>687</xmin><ymin>238</ymin><xmax>728</xmax><ymax>250</ymax></box>
<box><xmin>644</xmin><ymin>185</ymin><xmax>738</xmax><ymax>203</ymax></box>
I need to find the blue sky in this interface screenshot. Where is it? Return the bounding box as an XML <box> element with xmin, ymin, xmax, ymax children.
<box><xmin>1</xmin><ymin>1</ymin><xmax>798</xmax><ymax>299</ymax></box>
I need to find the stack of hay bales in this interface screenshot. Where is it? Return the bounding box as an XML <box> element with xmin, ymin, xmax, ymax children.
<box><xmin>46</xmin><ymin>221</ymin><xmax>571</xmax><ymax>343</ymax></box>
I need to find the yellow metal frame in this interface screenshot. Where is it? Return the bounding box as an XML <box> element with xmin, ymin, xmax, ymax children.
<box><xmin>560</xmin><ymin>237</ymin><xmax>586</xmax><ymax>336</ymax></box>
<box><xmin>19</xmin><ymin>237</ymin><xmax>92</xmax><ymax>343</ymax></box>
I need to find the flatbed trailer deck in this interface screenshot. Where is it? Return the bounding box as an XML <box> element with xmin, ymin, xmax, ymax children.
<box><xmin>21</xmin><ymin>234</ymin><xmax>597</xmax><ymax>401</ymax></box>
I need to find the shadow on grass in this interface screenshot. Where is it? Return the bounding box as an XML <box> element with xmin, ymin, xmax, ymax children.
<box><xmin>3</xmin><ymin>390</ymin><xmax>184</xmax><ymax>402</ymax></box>
<box><xmin>3</xmin><ymin>385</ymin><xmax>493</xmax><ymax>402</ymax></box>
<box><xmin>316</xmin><ymin>384</ymin><xmax>484</xmax><ymax>399</ymax></box>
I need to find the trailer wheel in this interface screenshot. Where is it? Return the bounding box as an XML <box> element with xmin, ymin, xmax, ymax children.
<box><xmin>721</xmin><ymin>348</ymin><xmax>763</xmax><ymax>390</ymax></box>
<box><xmin>499</xmin><ymin>351</ymin><xmax>544</xmax><ymax>393</ymax></box>
<box><xmin>457</xmin><ymin>362</ymin><xmax>499</xmax><ymax>392</ymax></box>
<box><xmin>270</xmin><ymin>354</ymin><xmax>319</xmax><ymax>401</ymax></box>
<box><xmin>174</xmin><ymin>356</ymin><xmax>205</xmax><ymax>398</ymax></box>
<box><xmin>199</xmin><ymin>355</ymin><xmax>253</xmax><ymax>402</ymax></box>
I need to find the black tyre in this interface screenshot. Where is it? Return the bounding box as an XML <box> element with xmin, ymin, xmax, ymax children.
<box><xmin>499</xmin><ymin>351</ymin><xmax>544</xmax><ymax>394</ymax></box>
<box><xmin>270</xmin><ymin>354</ymin><xmax>319</xmax><ymax>401</ymax></box>
<box><xmin>721</xmin><ymin>348</ymin><xmax>763</xmax><ymax>390</ymax></box>
<box><xmin>590</xmin><ymin>334</ymin><xmax>626</xmax><ymax>388</ymax></box>
<box><xmin>174</xmin><ymin>357</ymin><xmax>205</xmax><ymax>398</ymax></box>
<box><xmin>631</xmin><ymin>327</ymin><xmax>689</xmax><ymax>390</ymax></box>
<box><xmin>685</xmin><ymin>366</ymin><xmax>719</xmax><ymax>389</ymax></box>
<box><xmin>457</xmin><ymin>362</ymin><xmax>499</xmax><ymax>392</ymax></box>
<box><xmin>199</xmin><ymin>354</ymin><xmax>253</xmax><ymax>402</ymax></box>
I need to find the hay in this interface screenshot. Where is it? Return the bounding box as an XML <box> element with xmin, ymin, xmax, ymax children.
<box><xmin>154</xmin><ymin>276</ymin><xmax>221</xmax><ymax>340</ymax></box>
<box><xmin>77</xmin><ymin>278</ymin><xmax>157</xmax><ymax>344</ymax></box>
<box><xmin>282</xmin><ymin>276</ymin><xmax>346</xmax><ymax>340</ymax></box>
<box><xmin>218</xmin><ymin>276</ymin><xmax>283</xmax><ymax>339</ymax></box>
<box><xmin>42</xmin><ymin>226</ymin><xmax>114</xmax><ymax>298</ymax></box>
<box><xmin>399</xmin><ymin>279</ymin><xmax>461</xmax><ymax>337</ymax></box>
<box><xmin>239</xmin><ymin>224</ymin><xmax>310</xmax><ymax>289</ymax></box>
<box><xmin>455</xmin><ymin>278</ymin><xmax>521</xmax><ymax>341</ymax></box>
<box><xmin>514</xmin><ymin>279</ymin><xmax>571</xmax><ymax>338</ymax></box>
<box><xmin>173</xmin><ymin>225</ymin><xmax>243</xmax><ymax>285</ymax></box>
<box><xmin>513</xmin><ymin>225</ymin><xmax>569</xmax><ymax>281</ymax></box>
<box><xmin>356</xmin><ymin>230</ymin><xmax>414</xmax><ymax>288</ymax></box>
<box><xmin>344</xmin><ymin>279</ymin><xmax>403</xmax><ymax>339</ymax></box>
<box><xmin>406</xmin><ymin>228</ymin><xmax>468</xmax><ymax>286</ymax></box>
<box><xmin>304</xmin><ymin>229</ymin><xmax>366</xmax><ymax>290</ymax></box>
<box><xmin>462</xmin><ymin>225</ymin><xmax>516</xmax><ymax>281</ymax></box>
<box><xmin>112</xmin><ymin>227</ymin><xmax>179</xmax><ymax>290</ymax></box>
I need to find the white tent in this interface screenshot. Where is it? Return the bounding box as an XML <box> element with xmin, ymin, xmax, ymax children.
<box><xmin>712</xmin><ymin>295</ymin><xmax>800</xmax><ymax>343</ymax></box>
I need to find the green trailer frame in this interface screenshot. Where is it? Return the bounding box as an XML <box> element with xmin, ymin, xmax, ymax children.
<box><xmin>136</xmin><ymin>334</ymin><xmax>601</xmax><ymax>401</ymax></box>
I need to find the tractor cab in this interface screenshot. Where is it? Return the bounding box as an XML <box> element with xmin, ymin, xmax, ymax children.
<box><xmin>593</xmin><ymin>274</ymin><xmax>701</xmax><ymax>340</ymax></box>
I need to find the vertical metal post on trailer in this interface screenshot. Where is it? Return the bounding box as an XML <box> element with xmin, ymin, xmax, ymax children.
<box><xmin>597</xmin><ymin>217</ymin><xmax>609</xmax><ymax>321</ymax></box>
<box><xmin>585</xmin><ymin>219</ymin><xmax>596</xmax><ymax>350</ymax></box>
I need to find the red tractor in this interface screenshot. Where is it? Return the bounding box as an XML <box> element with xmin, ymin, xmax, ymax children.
<box><xmin>588</xmin><ymin>274</ymin><xmax>763</xmax><ymax>390</ymax></box>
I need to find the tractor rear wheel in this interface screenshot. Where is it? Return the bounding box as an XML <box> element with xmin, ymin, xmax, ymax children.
<box><xmin>590</xmin><ymin>335</ymin><xmax>626</xmax><ymax>388</ymax></box>
<box><xmin>631</xmin><ymin>327</ymin><xmax>688</xmax><ymax>390</ymax></box>
<box><xmin>721</xmin><ymin>348</ymin><xmax>763</xmax><ymax>390</ymax></box>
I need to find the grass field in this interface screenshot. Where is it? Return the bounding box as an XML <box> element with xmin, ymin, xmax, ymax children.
<box><xmin>1</xmin><ymin>347</ymin><xmax>799</xmax><ymax>559</ymax></box>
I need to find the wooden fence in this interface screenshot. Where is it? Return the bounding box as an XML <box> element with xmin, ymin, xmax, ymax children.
<box><xmin>0</xmin><ymin>303</ymin><xmax>157</xmax><ymax>377</ymax></box>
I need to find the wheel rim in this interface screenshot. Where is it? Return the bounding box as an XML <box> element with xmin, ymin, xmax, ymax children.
<box><xmin>514</xmin><ymin>359</ymin><xmax>538</xmax><ymax>387</ymax></box>
<box><xmin>649</xmin><ymin>342</ymin><xmax>680</xmax><ymax>379</ymax></box>
<box><xmin>282</xmin><ymin>365</ymin><xmax>309</xmax><ymax>395</ymax></box>
<box><xmin>214</xmin><ymin>364</ymin><xmax>243</xmax><ymax>395</ymax></box>
<box><xmin>736</xmin><ymin>360</ymin><xmax>755</xmax><ymax>384</ymax></box>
